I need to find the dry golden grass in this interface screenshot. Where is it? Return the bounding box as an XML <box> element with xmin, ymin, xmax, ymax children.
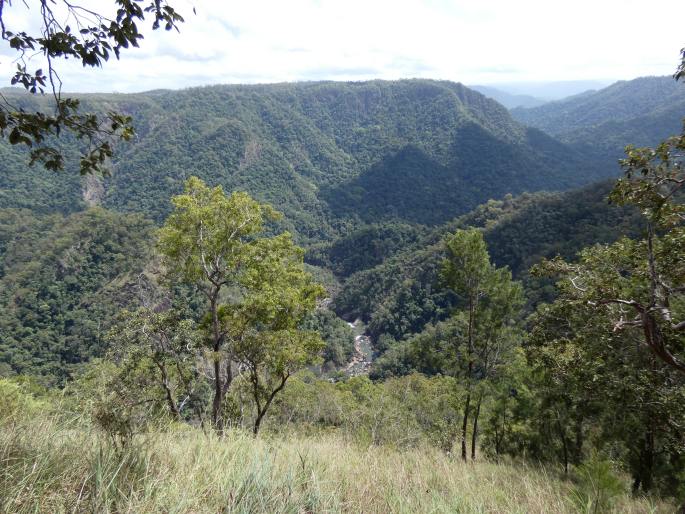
<box><xmin>0</xmin><ymin>415</ymin><xmax>673</xmax><ymax>513</ymax></box>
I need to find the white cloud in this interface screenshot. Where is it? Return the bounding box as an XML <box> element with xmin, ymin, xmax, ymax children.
<box><xmin>0</xmin><ymin>0</ymin><xmax>683</xmax><ymax>92</ymax></box>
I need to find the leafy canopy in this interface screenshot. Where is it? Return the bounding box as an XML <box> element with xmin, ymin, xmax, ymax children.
<box><xmin>157</xmin><ymin>176</ymin><xmax>280</xmax><ymax>290</ymax></box>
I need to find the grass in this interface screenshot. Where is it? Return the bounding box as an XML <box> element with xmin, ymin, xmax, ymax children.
<box><xmin>0</xmin><ymin>413</ymin><xmax>674</xmax><ymax>513</ymax></box>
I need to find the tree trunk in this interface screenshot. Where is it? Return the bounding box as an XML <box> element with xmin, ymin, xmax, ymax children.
<box><xmin>461</xmin><ymin>390</ymin><xmax>471</xmax><ymax>461</ymax></box>
<box><xmin>155</xmin><ymin>360</ymin><xmax>180</xmax><ymax>420</ymax></box>
<box><xmin>555</xmin><ymin>415</ymin><xmax>569</xmax><ymax>475</ymax></box>
<box><xmin>499</xmin><ymin>396</ymin><xmax>508</xmax><ymax>458</ymax></box>
<box><xmin>252</xmin><ymin>372</ymin><xmax>289</xmax><ymax>436</ymax></box>
<box><xmin>471</xmin><ymin>394</ymin><xmax>482</xmax><ymax>461</ymax></box>
<box><xmin>640</xmin><ymin>428</ymin><xmax>655</xmax><ymax>492</ymax></box>
<box><xmin>573</xmin><ymin>415</ymin><xmax>584</xmax><ymax>465</ymax></box>
<box><xmin>460</xmin><ymin>293</ymin><xmax>476</xmax><ymax>462</ymax></box>
<box><xmin>209</xmin><ymin>290</ymin><xmax>224</xmax><ymax>431</ymax></box>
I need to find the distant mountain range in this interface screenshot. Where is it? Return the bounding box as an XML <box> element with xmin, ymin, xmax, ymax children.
<box><xmin>469</xmin><ymin>86</ymin><xmax>547</xmax><ymax>109</ymax></box>
<box><xmin>511</xmin><ymin>76</ymin><xmax>685</xmax><ymax>165</ymax></box>
<box><xmin>486</xmin><ymin>80</ymin><xmax>612</xmax><ymax>101</ymax></box>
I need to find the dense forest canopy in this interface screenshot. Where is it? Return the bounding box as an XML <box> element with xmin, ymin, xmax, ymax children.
<box><xmin>0</xmin><ymin>79</ymin><xmax>614</xmax><ymax>243</ymax></box>
<box><xmin>0</xmin><ymin>14</ymin><xmax>684</xmax><ymax>506</ymax></box>
<box><xmin>511</xmin><ymin>76</ymin><xmax>685</xmax><ymax>167</ymax></box>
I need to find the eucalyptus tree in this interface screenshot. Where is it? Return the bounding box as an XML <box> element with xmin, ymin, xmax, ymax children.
<box><xmin>530</xmin><ymin>132</ymin><xmax>685</xmax><ymax>489</ymax></box>
<box><xmin>107</xmin><ymin>308</ymin><xmax>201</xmax><ymax>421</ymax></box>
<box><xmin>535</xmin><ymin>131</ymin><xmax>685</xmax><ymax>375</ymax></box>
<box><xmin>676</xmin><ymin>45</ymin><xmax>685</xmax><ymax>81</ymax></box>
<box><xmin>441</xmin><ymin>228</ymin><xmax>523</xmax><ymax>461</ymax></box>
<box><xmin>222</xmin><ymin>233</ymin><xmax>325</xmax><ymax>435</ymax></box>
<box><xmin>157</xmin><ymin>176</ymin><xmax>280</xmax><ymax>429</ymax></box>
<box><xmin>157</xmin><ymin>176</ymin><xmax>326</xmax><ymax>433</ymax></box>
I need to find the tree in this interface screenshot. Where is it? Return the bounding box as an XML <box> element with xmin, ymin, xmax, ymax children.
<box><xmin>106</xmin><ymin>308</ymin><xmax>201</xmax><ymax>421</ymax></box>
<box><xmin>221</xmin><ymin>232</ymin><xmax>325</xmax><ymax>435</ymax></box>
<box><xmin>523</xmin><ymin>50</ymin><xmax>685</xmax><ymax>496</ymax></box>
<box><xmin>0</xmin><ymin>0</ymin><xmax>185</xmax><ymax>173</ymax></box>
<box><xmin>157</xmin><ymin>176</ymin><xmax>324</xmax><ymax>434</ymax></box>
<box><xmin>528</xmin><ymin>270</ymin><xmax>685</xmax><ymax>493</ymax></box>
<box><xmin>530</xmin><ymin>127</ymin><xmax>685</xmax><ymax>486</ymax></box>
<box><xmin>157</xmin><ymin>176</ymin><xmax>280</xmax><ymax>429</ymax></box>
<box><xmin>676</xmin><ymin>45</ymin><xmax>685</xmax><ymax>81</ymax></box>
<box><xmin>441</xmin><ymin>228</ymin><xmax>523</xmax><ymax>461</ymax></box>
<box><xmin>534</xmin><ymin>132</ymin><xmax>685</xmax><ymax>375</ymax></box>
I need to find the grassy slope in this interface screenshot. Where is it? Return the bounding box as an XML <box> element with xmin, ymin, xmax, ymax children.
<box><xmin>1</xmin><ymin>412</ymin><xmax>672</xmax><ymax>513</ymax></box>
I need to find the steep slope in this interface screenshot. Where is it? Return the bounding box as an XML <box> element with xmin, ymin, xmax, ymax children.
<box><xmin>511</xmin><ymin>76</ymin><xmax>685</xmax><ymax>164</ymax></box>
<box><xmin>0</xmin><ymin>208</ymin><xmax>155</xmax><ymax>382</ymax></box>
<box><xmin>1</xmin><ymin>80</ymin><xmax>609</xmax><ymax>241</ymax></box>
<box><xmin>332</xmin><ymin>181</ymin><xmax>643</xmax><ymax>342</ymax></box>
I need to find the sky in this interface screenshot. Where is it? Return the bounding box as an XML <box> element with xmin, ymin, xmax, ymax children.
<box><xmin>0</xmin><ymin>0</ymin><xmax>683</xmax><ymax>94</ymax></box>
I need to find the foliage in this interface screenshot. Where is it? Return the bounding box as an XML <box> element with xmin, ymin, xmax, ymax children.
<box><xmin>0</xmin><ymin>377</ymin><xmax>45</xmax><ymax>422</ymax></box>
<box><xmin>158</xmin><ymin>176</ymin><xmax>324</xmax><ymax>431</ymax></box>
<box><xmin>334</xmin><ymin>182</ymin><xmax>641</xmax><ymax>343</ymax></box>
<box><xmin>442</xmin><ymin>229</ymin><xmax>524</xmax><ymax>461</ymax></box>
<box><xmin>536</xmin><ymin>130</ymin><xmax>685</xmax><ymax>374</ymax></box>
<box><xmin>530</xmin><ymin>249</ymin><xmax>685</xmax><ymax>493</ymax></box>
<box><xmin>306</xmin><ymin>221</ymin><xmax>422</xmax><ymax>277</ymax></box>
<box><xmin>571</xmin><ymin>456</ymin><xmax>626</xmax><ymax>514</ymax></box>
<box><xmin>512</xmin><ymin>76</ymin><xmax>685</xmax><ymax>167</ymax></box>
<box><xmin>0</xmin><ymin>207</ymin><xmax>154</xmax><ymax>383</ymax></box>
<box><xmin>0</xmin><ymin>0</ymin><xmax>184</xmax><ymax>173</ymax></box>
<box><xmin>301</xmin><ymin>309</ymin><xmax>355</xmax><ymax>369</ymax></box>
<box><xmin>0</xmin><ymin>80</ymin><xmax>611</xmax><ymax>241</ymax></box>
<box><xmin>106</xmin><ymin>308</ymin><xmax>203</xmax><ymax>421</ymax></box>
<box><xmin>157</xmin><ymin>176</ymin><xmax>280</xmax><ymax>428</ymax></box>
<box><xmin>677</xmin><ymin>46</ymin><xmax>685</xmax><ymax>81</ymax></box>
<box><xmin>227</xmin><ymin>231</ymin><xmax>326</xmax><ymax>434</ymax></box>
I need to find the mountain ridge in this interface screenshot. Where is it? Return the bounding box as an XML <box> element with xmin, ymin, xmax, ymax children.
<box><xmin>0</xmin><ymin>79</ymin><xmax>612</xmax><ymax>242</ymax></box>
<box><xmin>511</xmin><ymin>75</ymin><xmax>685</xmax><ymax>165</ymax></box>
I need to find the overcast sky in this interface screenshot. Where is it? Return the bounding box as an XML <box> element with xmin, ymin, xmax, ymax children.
<box><xmin>0</xmin><ymin>0</ymin><xmax>683</xmax><ymax>94</ymax></box>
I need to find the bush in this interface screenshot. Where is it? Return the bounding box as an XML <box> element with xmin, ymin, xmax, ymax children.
<box><xmin>571</xmin><ymin>455</ymin><xmax>626</xmax><ymax>514</ymax></box>
<box><xmin>0</xmin><ymin>378</ymin><xmax>44</xmax><ymax>423</ymax></box>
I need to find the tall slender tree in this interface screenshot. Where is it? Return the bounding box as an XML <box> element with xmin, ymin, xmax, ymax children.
<box><xmin>157</xmin><ymin>176</ymin><xmax>279</xmax><ymax>429</ymax></box>
<box><xmin>441</xmin><ymin>229</ymin><xmax>523</xmax><ymax>460</ymax></box>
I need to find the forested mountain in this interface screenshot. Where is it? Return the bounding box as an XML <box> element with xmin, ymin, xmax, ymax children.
<box><xmin>511</xmin><ymin>76</ymin><xmax>685</xmax><ymax>165</ymax></box>
<box><xmin>3</xmin><ymin>0</ymin><xmax>685</xmax><ymax>508</ymax></box>
<box><xmin>0</xmin><ymin>77</ymin><xmax>675</xmax><ymax>384</ymax></box>
<box><xmin>0</xmin><ymin>206</ymin><xmax>356</xmax><ymax>382</ymax></box>
<box><xmin>0</xmin><ymin>80</ymin><xmax>612</xmax><ymax>241</ymax></box>
<box><xmin>332</xmin><ymin>181</ymin><xmax>643</xmax><ymax>342</ymax></box>
<box><xmin>0</xmin><ymin>209</ymin><xmax>154</xmax><ymax>382</ymax></box>
<box><xmin>0</xmin><ymin>178</ymin><xmax>643</xmax><ymax>382</ymax></box>
<box><xmin>1</xmin><ymin>76</ymin><xmax>683</xmax><ymax>508</ymax></box>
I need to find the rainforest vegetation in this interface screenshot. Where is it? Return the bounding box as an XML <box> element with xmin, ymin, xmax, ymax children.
<box><xmin>1</xmin><ymin>4</ymin><xmax>684</xmax><ymax>511</ymax></box>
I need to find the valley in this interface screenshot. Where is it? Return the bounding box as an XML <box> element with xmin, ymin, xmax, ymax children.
<box><xmin>1</xmin><ymin>71</ymin><xmax>684</xmax><ymax>512</ymax></box>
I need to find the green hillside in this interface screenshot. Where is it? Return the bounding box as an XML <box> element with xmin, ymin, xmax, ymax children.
<box><xmin>0</xmin><ymin>209</ymin><xmax>154</xmax><ymax>382</ymax></box>
<box><xmin>1</xmin><ymin>80</ymin><xmax>610</xmax><ymax>242</ymax></box>
<box><xmin>511</xmin><ymin>76</ymin><xmax>685</xmax><ymax>164</ymax></box>
<box><xmin>332</xmin><ymin>181</ymin><xmax>643</xmax><ymax>341</ymax></box>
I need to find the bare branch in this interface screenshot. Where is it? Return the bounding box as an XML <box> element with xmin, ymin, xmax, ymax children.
<box><xmin>569</xmin><ymin>276</ymin><xmax>587</xmax><ymax>293</ymax></box>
